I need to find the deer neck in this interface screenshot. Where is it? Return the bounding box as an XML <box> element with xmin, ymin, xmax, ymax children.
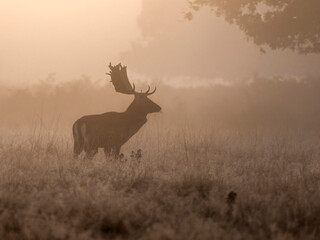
<box><xmin>125</xmin><ymin>101</ymin><xmax>148</xmax><ymax>120</ymax></box>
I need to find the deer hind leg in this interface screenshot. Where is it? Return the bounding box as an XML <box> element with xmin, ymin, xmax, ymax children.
<box><xmin>85</xmin><ymin>148</ymin><xmax>98</xmax><ymax>160</ymax></box>
<box><xmin>72</xmin><ymin>122</ymin><xmax>83</xmax><ymax>159</ymax></box>
<box><xmin>80</xmin><ymin>124</ymin><xmax>97</xmax><ymax>159</ymax></box>
<box><xmin>73</xmin><ymin>143</ymin><xmax>83</xmax><ymax>159</ymax></box>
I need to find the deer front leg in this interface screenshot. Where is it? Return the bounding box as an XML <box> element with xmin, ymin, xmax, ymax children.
<box><xmin>104</xmin><ymin>143</ymin><xmax>122</xmax><ymax>160</ymax></box>
<box><xmin>104</xmin><ymin>146</ymin><xmax>112</xmax><ymax>159</ymax></box>
<box><xmin>111</xmin><ymin>146</ymin><xmax>121</xmax><ymax>159</ymax></box>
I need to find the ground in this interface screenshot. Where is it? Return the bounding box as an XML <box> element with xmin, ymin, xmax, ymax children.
<box><xmin>0</xmin><ymin>125</ymin><xmax>319</xmax><ymax>240</ymax></box>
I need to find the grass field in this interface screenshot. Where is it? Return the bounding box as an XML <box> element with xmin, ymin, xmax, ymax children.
<box><xmin>0</xmin><ymin>123</ymin><xmax>319</xmax><ymax>240</ymax></box>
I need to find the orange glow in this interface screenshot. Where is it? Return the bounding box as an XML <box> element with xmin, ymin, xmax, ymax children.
<box><xmin>0</xmin><ymin>0</ymin><xmax>141</xmax><ymax>84</ymax></box>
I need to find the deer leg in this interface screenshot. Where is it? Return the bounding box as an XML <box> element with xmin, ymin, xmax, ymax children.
<box><xmin>73</xmin><ymin>124</ymin><xmax>83</xmax><ymax>159</ymax></box>
<box><xmin>111</xmin><ymin>146</ymin><xmax>121</xmax><ymax>159</ymax></box>
<box><xmin>103</xmin><ymin>146</ymin><xmax>112</xmax><ymax>159</ymax></box>
<box><xmin>73</xmin><ymin>141</ymin><xmax>83</xmax><ymax>159</ymax></box>
<box><xmin>85</xmin><ymin>148</ymin><xmax>98</xmax><ymax>160</ymax></box>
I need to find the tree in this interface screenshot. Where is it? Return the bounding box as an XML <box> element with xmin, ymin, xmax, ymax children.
<box><xmin>187</xmin><ymin>0</ymin><xmax>320</xmax><ymax>54</ymax></box>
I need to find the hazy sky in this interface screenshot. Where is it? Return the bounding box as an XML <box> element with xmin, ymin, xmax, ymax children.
<box><xmin>0</xmin><ymin>0</ymin><xmax>141</xmax><ymax>85</ymax></box>
<box><xmin>1</xmin><ymin>0</ymin><xmax>320</xmax><ymax>86</ymax></box>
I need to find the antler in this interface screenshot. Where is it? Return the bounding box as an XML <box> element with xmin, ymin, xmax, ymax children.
<box><xmin>107</xmin><ymin>63</ymin><xmax>157</xmax><ymax>96</ymax></box>
<box><xmin>107</xmin><ymin>63</ymin><xmax>136</xmax><ymax>94</ymax></box>
<box><xmin>138</xmin><ymin>85</ymin><xmax>157</xmax><ymax>95</ymax></box>
<box><xmin>146</xmin><ymin>86</ymin><xmax>157</xmax><ymax>96</ymax></box>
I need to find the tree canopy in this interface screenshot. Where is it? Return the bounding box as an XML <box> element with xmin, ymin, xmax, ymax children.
<box><xmin>188</xmin><ymin>0</ymin><xmax>320</xmax><ymax>54</ymax></box>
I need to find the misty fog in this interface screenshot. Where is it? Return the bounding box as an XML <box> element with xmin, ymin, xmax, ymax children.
<box><xmin>1</xmin><ymin>0</ymin><xmax>320</xmax><ymax>86</ymax></box>
<box><xmin>1</xmin><ymin>1</ymin><xmax>320</xmax><ymax>239</ymax></box>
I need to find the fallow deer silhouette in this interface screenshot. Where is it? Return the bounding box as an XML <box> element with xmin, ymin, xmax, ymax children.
<box><xmin>72</xmin><ymin>63</ymin><xmax>161</xmax><ymax>159</ymax></box>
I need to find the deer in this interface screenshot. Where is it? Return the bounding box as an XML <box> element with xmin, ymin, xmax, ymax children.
<box><xmin>72</xmin><ymin>63</ymin><xmax>161</xmax><ymax>160</ymax></box>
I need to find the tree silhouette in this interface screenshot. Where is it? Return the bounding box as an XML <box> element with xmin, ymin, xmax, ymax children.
<box><xmin>188</xmin><ymin>0</ymin><xmax>320</xmax><ymax>54</ymax></box>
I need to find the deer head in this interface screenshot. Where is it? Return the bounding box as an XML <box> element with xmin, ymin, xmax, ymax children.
<box><xmin>107</xmin><ymin>63</ymin><xmax>161</xmax><ymax>115</ymax></box>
